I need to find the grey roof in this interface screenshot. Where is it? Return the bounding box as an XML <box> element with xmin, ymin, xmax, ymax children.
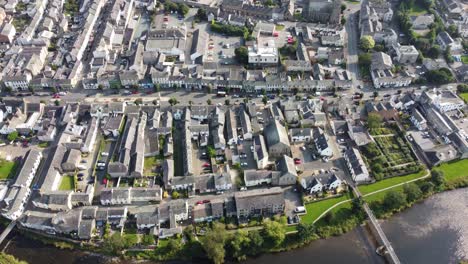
<box><xmin>244</xmin><ymin>170</ymin><xmax>274</xmax><ymax>182</ymax></box>
<box><xmin>163</xmin><ymin>159</ymin><xmax>174</xmax><ymax>188</ymax></box>
<box><xmin>264</xmin><ymin>120</ymin><xmax>290</xmax><ymax>149</ymax></box>
<box><xmin>12</xmin><ymin>149</ymin><xmax>41</xmax><ymax>187</ymax></box>
<box><xmin>78</xmin><ymin>219</ymin><xmax>95</xmax><ymax>239</ymax></box>
<box><xmin>253</xmin><ymin>134</ymin><xmax>268</xmax><ymax>161</ymax></box>
<box><xmin>234</xmin><ymin>187</ymin><xmax>284</xmax><ymax>215</ymax></box>
<box><xmin>277</xmin><ymin>155</ymin><xmax>297</xmax><ymax>176</ymax></box>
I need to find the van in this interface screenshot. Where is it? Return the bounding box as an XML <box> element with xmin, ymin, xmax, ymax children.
<box><xmin>294</xmin><ymin>206</ymin><xmax>306</xmax><ymax>213</ymax></box>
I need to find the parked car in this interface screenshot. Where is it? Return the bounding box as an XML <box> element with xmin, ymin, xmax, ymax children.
<box><xmin>241</xmin><ymin>162</ymin><xmax>248</xmax><ymax>167</ymax></box>
<box><xmin>203</xmin><ymin>200</ymin><xmax>210</xmax><ymax>203</ymax></box>
<box><xmin>202</xmin><ymin>162</ymin><xmax>210</xmax><ymax>168</ymax></box>
<box><xmin>101</xmin><ymin>152</ymin><xmax>109</xmax><ymax>156</ymax></box>
<box><xmin>250</xmin><ymin>146</ymin><xmax>254</xmax><ymax>152</ymax></box>
<box><xmin>102</xmin><ymin>178</ymin><xmax>108</xmax><ymax>184</ymax></box>
<box><xmin>196</xmin><ymin>201</ymin><xmax>203</xmax><ymax>205</ymax></box>
<box><xmin>294</xmin><ymin>158</ymin><xmax>302</xmax><ymax>164</ymax></box>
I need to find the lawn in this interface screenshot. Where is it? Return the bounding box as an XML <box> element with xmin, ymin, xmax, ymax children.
<box><xmin>0</xmin><ymin>159</ymin><xmax>16</xmax><ymax>179</ymax></box>
<box><xmin>59</xmin><ymin>175</ymin><xmax>75</xmax><ymax>190</ymax></box>
<box><xmin>275</xmin><ymin>24</ymin><xmax>285</xmax><ymax>31</ymax></box>
<box><xmin>408</xmin><ymin>3</ymin><xmax>428</xmax><ymax>16</ymax></box>
<box><xmin>301</xmin><ymin>192</ymin><xmax>353</xmax><ymax>224</ymax></box>
<box><xmin>359</xmin><ymin>170</ymin><xmax>426</xmax><ymax>195</ymax></box>
<box><xmin>434</xmin><ymin>159</ymin><xmax>468</xmax><ymax>182</ymax></box>
<box><xmin>459</xmin><ymin>93</ymin><xmax>468</xmax><ymax>102</ymax></box>
<box><xmin>461</xmin><ymin>55</ymin><xmax>468</xmax><ymax>64</ymax></box>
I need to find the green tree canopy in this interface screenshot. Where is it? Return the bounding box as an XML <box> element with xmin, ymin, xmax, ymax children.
<box><xmin>7</xmin><ymin>131</ymin><xmax>19</xmax><ymax>142</ymax></box>
<box><xmin>367</xmin><ymin>113</ymin><xmax>383</xmax><ymax>129</ymax></box>
<box><xmin>262</xmin><ymin>220</ymin><xmax>286</xmax><ymax>248</ymax></box>
<box><xmin>431</xmin><ymin>170</ymin><xmax>445</xmax><ymax>186</ymax></box>
<box><xmin>201</xmin><ymin>223</ymin><xmax>229</xmax><ymax>264</ymax></box>
<box><xmin>383</xmin><ymin>190</ymin><xmax>407</xmax><ymax>211</ymax></box>
<box><xmin>360</xmin><ymin>35</ymin><xmax>375</xmax><ymax>51</ymax></box>
<box><xmin>235</xmin><ymin>46</ymin><xmax>249</xmax><ymax>64</ymax></box>
<box><xmin>403</xmin><ymin>182</ymin><xmax>422</xmax><ymax>202</ymax></box>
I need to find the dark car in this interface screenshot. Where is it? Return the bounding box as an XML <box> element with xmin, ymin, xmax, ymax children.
<box><xmin>77</xmin><ymin>173</ymin><xmax>84</xmax><ymax>177</ymax></box>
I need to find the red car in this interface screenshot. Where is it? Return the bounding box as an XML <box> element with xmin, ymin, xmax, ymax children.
<box><xmin>52</xmin><ymin>94</ymin><xmax>60</xmax><ymax>99</ymax></box>
<box><xmin>131</xmin><ymin>90</ymin><xmax>138</xmax><ymax>94</ymax></box>
<box><xmin>102</xmin><ymin>178</ymin><xmax>108</xmax><ymax>185</ymax></box>
<box><xmin>146</xmin><ymin>91</ymin><xmax>153</xmax><ymax>95</ymax></box>
<box><xmin>196</xmin><ymin>201</ymin><xmax>203</xmax><ymax>205</ymax></box>
<box><xmin>294</xmin><ymin>158</ymin><xmax>302</xmax><ymax>165</ymax></box>
<box><xmin>203</xmin><ymin>200</ymin><xmax>210</xmax><ymax>204</ymax></box>
<box><xmin>202</xmin><ymin>162</ymin><xmax>210</xmax><ymax>168</ymax></box>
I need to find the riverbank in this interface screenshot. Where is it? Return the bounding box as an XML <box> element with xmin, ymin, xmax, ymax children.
<box><xmin>6</xmin><ymin>159</ymin><xmax>468</xmax><ymax>264</ymax></box>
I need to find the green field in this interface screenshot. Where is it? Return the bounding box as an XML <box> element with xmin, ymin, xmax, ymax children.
<box><xmin>461</xmin><ymin>55</ymin><xmax>468</xmax><ymax>64</ymax></box>
<box><xmin>59</xmin><ymin>176</ymin><xmax>75</xmax><ymax>190</ymax></box>
<box><xmin>434</xmin><ymin>159</ymin><xmax>468</xmax><ymax>182</ymax></box>
<box><xmin>0</xmin><ymin>160</ymin><xmax>16</xmax><ymax>179</ymax></box>
<box><xmin>459</xmin><ymin>93</ymin><xmax>468</xmax><ymax>102</ymax></box>
<box><xmin>301</xmin><ymin>192</ymin><xmax>353</xmax><ymax>224</ymax></box>
<box><xmin>359</xmin><ymin>170</ymin><xmax>426</xmax><ymax>195</ymax></box>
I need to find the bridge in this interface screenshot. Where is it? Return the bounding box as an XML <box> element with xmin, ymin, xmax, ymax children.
<box><xmin>0</xmin><ymin>221</ymin><xmax>16</xmax><ymax>246</ymax></box>
<box><xmin>351</xmin><ymin>186</ymin><xmax>401</xmax><ymax>264</ymax></box>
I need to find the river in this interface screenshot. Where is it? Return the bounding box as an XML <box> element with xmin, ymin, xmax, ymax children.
<box><xmin>4</xmin><ymin>188</ymin><xmax>467</xmax><ymax>264</ymax></box>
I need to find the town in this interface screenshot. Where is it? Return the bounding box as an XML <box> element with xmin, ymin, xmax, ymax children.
<box><xmin>0</xmin><ymin>0</ymin><xmax>467</xmax><ymax>262</ymax></box>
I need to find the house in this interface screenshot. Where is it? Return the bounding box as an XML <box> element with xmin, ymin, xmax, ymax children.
<box><xmin>100</xmin><ymin>188</ymin><xmax>131</xmax><ymax>205</ymax></box>
<box><xmin>244</xmin><ymin>170</ymin><xmax>280</xmax><ymax>187</ymax></box>
<box><xmin>301</xmin><ymin>172</ymin><xmax>343</xmax><ymax>194</ymax></box>
<box><xmin>410</xmin><ymin>109</ymin><xmax>428</xmax><ymax>131</ymax></box>
<box><xmin>136</xmin><ymin>210</ymin><xmax>159</xmax><ymax>229</ymax></box>
<box><xmin>238</xmin><ymin>108</ymin><xmax>253</xmax><ymax>140</ymax></box>
<box><xmin>370</xmin><ymin>52</ymin><xmax>412</xmax><ymax>89</ymax></box>
<box><xmin>314</xmin><ymin>128</ymin><xmax>333</xmax><ymax>157</ymax></box>
<box><xmin>264</xmin><ymin>120</ymin><xmax>290</xmax><ymax>158</ymax></box>
<box><xmin>61</xmin><ymin>149</ymin><xmax>81</xmax><ymax>172</ymax></box>
<box><xmin>275</xmin><ymin>155</ymin><xmax>298</xmax><ymax>186</ymax></box>
<box><xmin>436</xmin><ymin>31</ymin><xmax>462</xmax><ymax>51</ymax></box>
<box><xmin>290</xmin><ymin>128</ymin><xmax>313</xmax><ymax>142</ymax></box>
<box><xmin>162</xmin><ymin>159</ymin><xmax>174</xmax><ymax>189</ymax></box>
<box><xmin>393</xmin><ymin>44</ymin><xmax>419</xmax><ymax>64</ymax></box>
<box><xmin>234</xmin><ymin>187</ymin><xmax>285</xmax><ymax>220</ymax></box>
<box><xmin>253</xmin><ymin>135</ymin><xmax>269</xmax><ymax>169</ymax></box>
<box><xmin>225</xmin><ymin>109</ymin><xmax>238</xmax><ymax>146</ymax></box>
<box><xmin>410</xmin><ymin>14</ymin><xmax>434</xmax><ymax>30</ymax></box>
<box><xmin>33</xmin><ymin>191</ymin><xmax>73</xmax><ymax>211</ymax></box>
<box><xmin>420</xmin><ymin>90</ymin><xmax>465</xmax><ymax>113</ymax></box>
<box><xmin>343</xmin><ymin>147</ymin><xmax>371</xmax><ymax>182</ymax></box>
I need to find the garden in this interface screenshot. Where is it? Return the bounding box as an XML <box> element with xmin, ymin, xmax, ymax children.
<box><xmin>59</xmin><ymin>175</ymin><xmax>75</xmax><ymax>191</ymax></box>
<box><xmin>361</xmin><ymin>133</ymin><xmax>421</xmax><ymax>180</ymax></box>
<box><xmin>300</xmin><ymin>192</ymin><xmax>353</xmax><ymax>225</ymax></box>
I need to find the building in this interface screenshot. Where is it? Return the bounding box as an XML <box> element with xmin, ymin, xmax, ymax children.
<box><xmin>290</xmin><ymin>128</ymin><xmax>313</xmax><ymax>142</ymax></box>
<box><xmin>234</xmin><ymin>187</ymin><xmax>285</xmax><ymax>219</ymax></box>
<box><xmin>420</xmin><ymin>90</ymin><xmax>465</xmax><ymax>113</ymax></box>
<box><xmin>248</xmin><ymin>39</ymin><xmax>278</xmax><ymax>65</ymax></box>
<box><xmin>275</xmin><ymin>155</ymin><xmax>298</xmax><ymax>185</ymax></box>
<box><xmin>264</xmin><ymin>120</ymin><xmax>290</xmax><ymax>158</ymax></box>
<box><xmin>303</xmin><ymin>0</ymin><xmax>341</xmax><ymax>24</ymax></box>
<box><xmin>314</xmin><ymin>128</ymin><xmax>333</xmax><ymax>157</ymax></box>
<box><xmin>436</xmin><ymin>31</ymin><xmax>462</xmax><ymax>51</ymax></box>
<box><xmin>253</xmin><ymin>134</ymin><xmax>269</xmax><ymax>169</ymax></box>
<box><xmin>410</xmin><ymin>109</ymin><xmax>428</xmax><ymax>131</ymax></box>
<box><xmin>370</xmin><ymin>52</ymin><xmax>412</xmax><ymax>89</ymax></box>
<box><xmin>301</xmin><ymin>173</ymin><xmax>343</xmax><ymax>194</ymax></box>
<box><xmin>410</xmin><ymin>14</ymin><xmax>434</xmax><ymax>30</ymax></box>
<box><xmin>393</xmin><ymin>44</ymin><xmax>419</xmax><ymax>64</ymax></box>
<box><xmin>343</xmin><ymin>147</ymin><xmax>371</xmax><ymax>182</ymax></box>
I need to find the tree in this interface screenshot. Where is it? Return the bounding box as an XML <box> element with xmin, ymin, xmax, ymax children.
<box><xmin>201</xmin><ymin>223</ymin><xmax>229</xmax><ymax>264</ymax></box>
<box><xmin>134</xmin><ymin>98</ymin><xmax>143</xmax><ymax>105</ymax></box>
<box><xmin>207</xmin><ymin>99</ymin><xmax>212</xmax><ymax>105</ymax></box>
<box><xmin>262</xmin><ymin>96</ymin><xmax>268</xmax><ymax>105</ymax></box>
<box><xmin>425</xmin><ymin>68</ymin><xmax>454</xmax><ymax>84</ymax></box>
<box><xmin>431</xmin><ymin>170</ymin><xmax>445</xmax><ymax>186</ymax></box>
<box><xmin>426</xmin><ymin>45</ymin><xmax>441</xmax><ymax>59</ymax></box>
<box><xmin>234</xmin><ymin>46</ymin><xmax>249</xmax><ymax>64</ymax></box>
<box><xmin>419</xmin><ymin>181</ymin><xmax>434</xmax><ymax>194</ymax></box>
<box><xmin>324</xmin><ymin>211</ymin><xmax>336</xmax><ymax>224</ymax></box>
<box><xmin>351</xmin><ymin>198</ymin><xmax>365</xmax><ymax>219</ymax></box>
<box><xmin>141</xmin><ymin>234</ymin><xmax>155</xmax><ymax>246</ymax></box>
<box><xmin>54</xmin><ymin>100</ymin><xmax>60</xmax><ymax>106</ymax></box>
<box><xmin>403</xmin><ymin>183</ymin><xmax>422</xmax><ymax>202</ymax></box>
<box><xmin>262</xmin><ymin>220</ymin><xmax>285</xmax><ymax>248</ymax></box>
<box><xmin>207</xmin><ymin>84</ymin><xmax>213</xmax><ymax>94</ymax></box>
<box><xmin>103</xmin><ymin>233</ymin><xmax>127</xmax><ymax>254</ymax></box>
<box><xmin>207</xmin><ymin>146</ymin><xmax>216</xmax><ymax>158</ymax></box>
<box><xmin>228</xmin><ymin>230</ymin><xmax>250</xmax><ymax>261</ymax></box>
<box><xmin>367</xmin><ymin>113</ymin><xmax>383</xmax><ymax>129</ymax></box>
<box><xmin>171</xmin><ymin>190</ymin><xmax>180</xmax><ymax>199</ymax></box>
<box><xmin>7</xmin><ymin>131</ymin><xmax>18</xmax><ymax>142</ymax></box>
<box><xmin>446</xmin><ymin>24</ymin><xmax>459</xmax><ymax>38</ymax></box>
<box><xmin>168</xmin><ymin>97</ymin><xmax>178</xmax><ymax>106</ymax></box>
<box><xmin>0</xmin><ymin>253</ymin><xmax>28</xmax><ymax>264</ymax></box>
<box><xmin>358</xmin><ymin>53</ymin><xmax>372</xmax><ymax>66</ymax></box>
<box><xmin>155</xmin><ymin>83</ymin><xmax>161</xmax><ymax>93</ymax></box>
<box><xmin>360</xmin><ymin>35</ymin><xmax>375</xmax><ymax>51</ymax></box>
<box><xmin>341</xmin><ymin>4</ymin><xmax>346</xmax><ymax>12</ymax></box>
<box><xmin>297</xmin><ymin>223</ymin><xmax>316</xmax><ymax>243</ymax></box>
<box><xmin>383</xmin><ymin>190</ymin><xmax>407</xmax><ymax>211</ymax></box>
<box><xmin>225</xmin><ymin>99</ymin><xmax>230</xmax><ymax>105</ymax></box>
<box><xmin>247</xmin><ymin>230</ymin><xmax>264</xmax><ymax>256</ymax></box>
<box><xmin>444</xmin><ymin>46</ymin><xmax>454</xmax><ymax>63</ymax></box>
<box><xmin>341</xmin><ymin>16</ymin><xmax>346</xmax><ymax>25</ymax></box>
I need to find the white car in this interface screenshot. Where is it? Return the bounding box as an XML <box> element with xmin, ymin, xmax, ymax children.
<box><xmin>101</xmin><ymin>152</ymin><xmax>109</xmax><ymax>156</ymax></box>
<box><xmin>241</xmin><ymin>162</ymin><xmax>248</xmax><ymax>167</ymax></box>
<box><xmin>250</xmin><ymin>146</ymin><xmax>254</xmax><ymax>152</ymax></box>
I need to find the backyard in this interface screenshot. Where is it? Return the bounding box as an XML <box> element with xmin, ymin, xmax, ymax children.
<box><xmin>144</xmin><ymin>156</ymin><xmax>160</xmax><ymax>176</ymax></box>
<box><xmin>408</xmin><ymin>2</ymin><xmax>428</xmax><ymax>16</ymax></box>
<box><xmin>59</xmin><ymin>175</ymin><xmax>75</xmax><ymax>190</ymax></box>
<box><xmin>459</xmin><ymin>93</ymin><xmax>468</xmax><ymax>102</ymax></box>
<box><xmin>0</xmin><ymin>159</ymin><xmax>16</xmax><ymax>180</ymax></box>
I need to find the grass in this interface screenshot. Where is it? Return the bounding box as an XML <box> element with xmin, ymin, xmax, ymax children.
<box><xmin>0</xmin><ymin>159</ymin><xmax>16</xmax><ymax>180</ymax></box>
<box><xmin>408</xmin><ymin>3</ymin><xmax>428</xmax><ymax>16</ymax></box>
<box><xmin>38</xmin><ymin>142</ymin><xmax>49</xmax><ymax>148</ymax></box>
<box><xmin>434</xmin><ymin>159</ymin><xmax>468</xmax><ymax>182</ymax></box>
<box><xmin>460</xmin><ymin>55</ymin><xmax>468</xmax><ymax>64</ymax></box>
<box><xmin>459</xmin><ymin>93</ymin><xmax>468</xmax><ymax>102</ymax></box>
<box><xmin>59</xmin><ymin>175</ymin><xmax>75</xmax><ymax>190</ymax></box>
<box><xmin>144</xmin><ymin>157</ymin><xmax>159</xmax><ymax>176</ymax></box>
<box><xmin>301</xmin><ymin>192</ymin><xmax>353</xmax><ymax>224</ymax></box>
<box><xmin>275</xmin><ymin>25</ymin><xmax>285</xmax><ymax>31</ymax></box>
<box><xmin>358</xmin><ymin>170</ymin><xmax>426</xmax><ymax>195</ymax></box>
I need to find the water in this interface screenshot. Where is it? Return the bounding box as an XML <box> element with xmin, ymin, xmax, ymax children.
<box><xmin>4</xmin><ymin>188</ymin><xmax>467</xmax><ymax>264</ymax></box>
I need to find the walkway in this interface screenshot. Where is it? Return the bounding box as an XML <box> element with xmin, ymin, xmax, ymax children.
<box><xmin>0</xmin><ymin>221</ymin><xmax>16</xmax><ymax>246</ymax></box>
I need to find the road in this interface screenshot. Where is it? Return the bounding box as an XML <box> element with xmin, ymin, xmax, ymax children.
<box><xmin>345</xmin><ymin>11</ymin><xmax>361</xmax><ymax>96</ymax></box>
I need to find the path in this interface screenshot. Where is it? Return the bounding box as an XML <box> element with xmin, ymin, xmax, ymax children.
<box><xmin>0</xmin><ymin>221</ymin><xmax>16</xmax><ymax>246</ymax></box>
